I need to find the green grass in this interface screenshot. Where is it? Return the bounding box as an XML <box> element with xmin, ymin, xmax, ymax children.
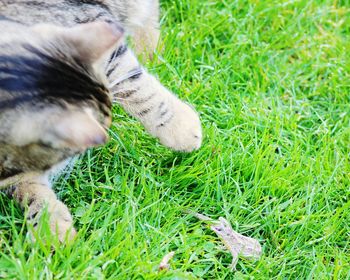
<box><xmin>1</xmin><ymin>0</ymin><xmax>350</xmax><ymax>278</ymax></box>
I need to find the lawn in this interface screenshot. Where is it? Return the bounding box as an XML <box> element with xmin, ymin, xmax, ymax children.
<box><xmin>0</xmin><ymin>0</ymin><xmax>349</xmax><ymax>278</ymax></box>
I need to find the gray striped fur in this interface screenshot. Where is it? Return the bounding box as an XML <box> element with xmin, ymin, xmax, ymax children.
<box><xmin>0</xmin><ymin>0</ymin><xmax>202</xmax><ymax>242</ymax></box>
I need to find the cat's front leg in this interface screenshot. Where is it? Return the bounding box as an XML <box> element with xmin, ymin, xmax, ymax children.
<box><xmin>7</xmin><ymin>176</ymin><xmax>76</xmax><ymax>243</ymax></box>
<box><xmin>108</xmin><ymin>48</ymin><xmax>202</xmax><ymax>152</ymax></box>
<box><xmin>112</xmin><ymin>73</ymin><xmax>202</xmax><ymax>151</ymax></box>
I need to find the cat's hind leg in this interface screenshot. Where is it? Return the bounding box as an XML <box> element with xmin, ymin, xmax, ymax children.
<box><xmin>127</xmin><ymin>0</ymin><xmax>160</xmax><ymax>58</ymax></box>
<box><xmin>7</xmin><ymin>176</ymin><xmax>76</xmax><ymax>243</ymax></box>
<box><xmin>132</xmin><ymin>22</ymin><xmax>160</xmax><ymax>59</ymax></box>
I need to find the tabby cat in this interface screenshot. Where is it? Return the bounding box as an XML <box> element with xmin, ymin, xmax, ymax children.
<box><xmin>0</xmin><ymin>0</ymin><xmax>202</xmax><ymax>242</ymax></box>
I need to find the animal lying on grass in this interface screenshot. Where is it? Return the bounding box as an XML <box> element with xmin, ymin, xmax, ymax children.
<box><xmin>0</xmin><ymin>0</ymin><xmax>202</xmax><ymax>242</ymax></box>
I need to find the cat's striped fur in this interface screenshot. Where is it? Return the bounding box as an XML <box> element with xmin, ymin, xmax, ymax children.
<box><xmin>0</xmin><ymin>0</ymin><xmax>202</xmax><ymax>242</ymax></box>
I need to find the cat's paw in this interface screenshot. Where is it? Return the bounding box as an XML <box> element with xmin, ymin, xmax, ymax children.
<box><xmin>47</xmin><ymin>200</ymin><xmax>76</xmax><ymax>242</ymax></box>
<box><xmin>149</xmin><ymin>97</ymin><xmax>202</xmax><ymax>152</ymax></box>
<box><xmin>29</xmin><ymin>200</ymin><xmax>76</xmax><ymax>243</ymax></box>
